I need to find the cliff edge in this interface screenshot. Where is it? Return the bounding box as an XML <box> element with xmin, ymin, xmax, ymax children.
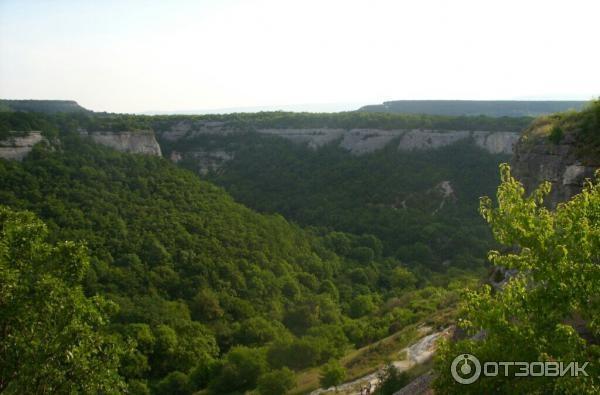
<box><xmin>0</xmin><ymin>132</ymin><xmax>44</xmax><ymax>160</ymax></box>
<box><xmin>512</xmin><ymin>100</ymin><xmax>600</xmax><ymax>207</ymax></box>
<box><xmin>81</xmin><ymin>130</ymin><xmax>162</xmax><ymax>156</ymax></box>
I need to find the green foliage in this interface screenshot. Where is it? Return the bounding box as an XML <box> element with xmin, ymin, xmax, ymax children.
<box><xmin>0</xmin><ymin>118</ymin><xmax>483</xmax><ymax>393</ymax></box>
<box><xmin>0</xmin><ymin>99</ymin><xmax>88</xmax><ymax>114</ymax></box>
<box><xmin>434</xmin><ymin>164</ymin><xmax>600</xmax><ymax>394</ymax></box>
<box><xmin>0</xmin><ymin>206</ymin><xmax>126</xmax><ymax>393</ymax></box>
<box><xmin>319</xmin><ymin>359</ymin><xmax>346</xmax><ymax>389</ymax></box>
<box><xmin>155</xmin><ymin>371</ymin><xmax>191</xmax><ymax>395</ymax></box>
<box><xmin>548</xmin><ymin>125</ymin><xmax>563</xmax><ymax>144</ymax></box>
<box><xmin>257</xmin><ymin>368</ymin><xmax>296</xmax><ymax>395</ymax></box>
<box><xmin>152</xmin><ymin>110</ymin><xmax>531</xmax><ymax>132</ymax></box>
<box><xmin>359</xmin><ymin>100</ymin><xmax>584</xmax><ymax>117</ymax></box>
<box><xmin>529</xmin><ymin>99</ymin><xmax>600</xmax><ymax>159</ymax></box>
<box><xmin>350</xmin><ymin>294</ymin><xmax>378</xmax><ymax>318</ymax></box>
<box><xmin>184</xmin><ymin>132</ymin><xmax>501</xmax><ymax>273</ymax></box>
<box><xmin>209</xmin><ymin>346</ymin><xmax>268</xmax><ymax>394</ymax></box>
<box><xmin>374</xmin><ymin>364</ymin><xmax>410</xmax><ymax>395</ymax></box>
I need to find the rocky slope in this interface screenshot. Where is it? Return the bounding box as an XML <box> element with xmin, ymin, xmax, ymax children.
<box><xmin>0</xmin><ymin>132</ymin><xmax>44</xmax><ymax>160</ymax></box>
<box><xmin>1</xmin><ymin>131</ymin><xmax>162</xmax><ymax>161</ymax></box>
<box><xmin>511</xmin><ymin>103</ymin><xmax>600</xmax><ymax>207</ymax></box>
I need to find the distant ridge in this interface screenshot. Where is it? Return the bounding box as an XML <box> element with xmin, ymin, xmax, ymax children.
<box><xmin>0</xmin><ymin>99</ymin><xmax>89</xmax><ymax>113</ymax></box>
<box><xmin>358</xmin><ymin>100</ymin><xmax>588</xmax><ymax>117</ymax></box>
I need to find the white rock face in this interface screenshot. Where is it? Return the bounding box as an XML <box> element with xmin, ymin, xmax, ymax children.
<box><xmin>0</xmin><ymin>132</ymin><xmax>44</xmax><ymax>160</ymax></box>
<box><xmin>562</xmin><ymin>164</ymin><xmax>587</xmax><ymax>185</ymax></box>
<box><xmin>83</xmin><ymin>131</ymin><xmax>162</xmax><ymax>156</ymax></box>
<box><xmin>255</xmin><ymin>128</ymin><xmax>518</xmax><ymax>155</ymax></box>
<box><xmin>473</xmin><ymin>131</ymin><xmax>521</xmax><ymax>154</ymax></box>
<box><xmin>398</xmin><ymin>130</ymin><xmax>519</xmax><ymax>154</ymax></box>
<box><xmin>160</xmin><ymin>120</ymin><xmax>521</xmax><ymax>155</ymax></box>
<box><xmin>511</xmin><ymin>133</ymin><xmax>598</xmax><ymax>207</ymax></box>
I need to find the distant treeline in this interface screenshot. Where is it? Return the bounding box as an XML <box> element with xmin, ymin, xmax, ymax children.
<box><xmin>0</xmin><ymin>99</ymin><xmax>89</xmax><ymax>113</ymax></box>
<box><xmin>152</xmin><ymin>111</ymin><xmax>533</xmax><ymax>132</ymax></box>
<box><xmin>1</xmin><ymin>109</ymin><xmax>534</xmax><ymax>138</ymax></box>
<box><xmin>360</xmin><ymin>100</ymin><xmax>588</xmax><ymax>117</ymax></box>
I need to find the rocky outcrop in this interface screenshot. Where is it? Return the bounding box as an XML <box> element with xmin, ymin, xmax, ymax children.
<box><xmin>81</xmin><ymin>131</ymin><xmax>162</xmax><ymax>156</ymax></box>
<box><xmin>0</xmin><ymin>132</ymin><xmax>44</xmax><ymax>160</ymax></box>
<box><xmin>511</xmin><ymin>133</ymin><xmax>599</xmax><ymax>207</ymax></box>
<box><xmin>158</xmin><ymin>121</ymin><xmax>520</xmax><ymax>175</ymax></box>
<box><xmin>159</xmin><ymin>120</ymin><xmax>519</xmax><ymax>156</ymax></box>
<box><xmin>398</xmin><ymin>130</ymin><xmax>519</xmax><ymax>154</ymax></box>
<box><xmin>257</xmin><ymin>128</ymin><xmax>518</xmax><ymax>155</ymax></box>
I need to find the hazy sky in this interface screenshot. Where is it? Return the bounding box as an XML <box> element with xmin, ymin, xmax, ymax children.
<box><xmin>0</xmin><ymin>0</ymin><xmax>599</xmax><ymax>113</ymax></box>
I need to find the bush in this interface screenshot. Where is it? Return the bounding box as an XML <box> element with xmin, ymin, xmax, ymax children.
<box><xmin>155</xmin><ymin>371</ymin><xmax>191</xmax><ymax>395</ymax></box>
<box><xmin>319</xmin><ymin>360</ymin><xmax>346</xmax><ymax>390</ymax></box>
<box><xmin>257</xmin><ymin>368</ymin><xmax>296</xmax><ymax>395</ymax></box>
<box><xmin>375</xmin><ymin>364</ymin><xmax>409</xmax><ymax>395</ymax></box>
<box><xmin>548</xmin><ymin>125</ymin><xmax>563</xmax><ymax>144</ymax></box>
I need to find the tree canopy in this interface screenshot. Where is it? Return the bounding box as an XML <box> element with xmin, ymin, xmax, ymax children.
<box><xmin>0</xmin><ymin>206</ymin><xmax>125</xmax><ymax>393</ymax></box>
<box><xmin>434</xmin><ymin>164</ymin><xmax>600</xmax><ymax>394</ymax></box>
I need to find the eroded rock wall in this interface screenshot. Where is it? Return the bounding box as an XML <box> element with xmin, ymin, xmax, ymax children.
<box><xmin>0</xmin><ymin>132</ymin><xmax>44</xmax><ymax>160</ymax></box>
<box><xmin>82</xmin><ymin>131</ymin><xmax>162</xmax><ymax>156</ymax></box>
<box><xmin>511</xmin><ymin>133</ymin><xmax>598</xmax><ymax>207</ymax></box>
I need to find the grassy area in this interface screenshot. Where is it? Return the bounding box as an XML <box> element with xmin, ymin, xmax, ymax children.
<box><xmin>290</xmin><ymin>324</ymin><xmax>423</xmax><ymax>394</ymax></box>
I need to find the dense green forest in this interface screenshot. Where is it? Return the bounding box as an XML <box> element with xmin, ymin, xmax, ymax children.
<box><xmin>433</xmin><ymin>103</ymin><xmax>600</xmax><ymax>394</ymax></box>
<box><xmin>5</xmin><ymin>105</ymin><xmax>597</xmax><ymax>393</ymax></box>
<box><xmin>0</xmin><ymin>133</ymin><xmax>475</xmax><ymax>393</ymax></box>
<box><xmin>165</xmin><ymin>132</ymin><xmax>504</xmax><ymax>273</ymax></box>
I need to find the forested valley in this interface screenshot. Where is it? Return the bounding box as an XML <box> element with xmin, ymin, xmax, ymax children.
<box><xmin>1</xmin><ymin>102</ymin><xmax>598</xmax><ymax>394</ymax></box>
<box><xmin>1</xmin><ymin>113</ymin><xmax>485</xmax><ymax>394</ymax></box>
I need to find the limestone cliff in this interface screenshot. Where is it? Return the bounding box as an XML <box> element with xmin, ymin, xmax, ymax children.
<box><xmin>159</xmin><ymin>120</ymin><xmax>519</xmax><ymax>173</ymax></box>
<box><xmin>511</xmin><ymin>103</ymin><xmax>600</xmax><ymax>207</ymax></box>
<box><xmin>512</xmin><ymin>134</ymin><xmax>597</xmax><ymax>206</ymax></box>
<box><xmin>162</xmin><ymin>121</ymin><xmax>518</xmax><ymax>155</ymax></box>
<box><xmin>0</xmin><ymin>132</ymin><xmax>44</xmax><ymax>160</ymax></box>
<box><xmin>81</xmin><ymin>131</ymin><xmax>162</xmax><ymax>156</ymax></box>
<box><xmin>397</xmin><ymin>130</ymin><xmax>518</xmax><ymax>154</ymax></box>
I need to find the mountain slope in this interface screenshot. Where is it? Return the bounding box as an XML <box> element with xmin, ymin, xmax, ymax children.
<box><xmin>0</xmin><ymin>132</ymin><xmax>470</xmax><ymax>393</ymax></box>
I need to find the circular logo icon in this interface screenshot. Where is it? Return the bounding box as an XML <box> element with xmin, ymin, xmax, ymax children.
<box><xmin>451</xmin><ymin>353</ymin><xmax>481</xmax><ymax>384</ymax></box>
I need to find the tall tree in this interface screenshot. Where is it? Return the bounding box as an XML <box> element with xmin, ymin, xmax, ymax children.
<box><xmin>434</xmin><ymin>165</ymin><xmax>600</xmax><ymax>394</ymax></box>
<box><xmin>0</xmin><ymin>206</ymin><xmax>125</xmax><ymax>393</ymax></box>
